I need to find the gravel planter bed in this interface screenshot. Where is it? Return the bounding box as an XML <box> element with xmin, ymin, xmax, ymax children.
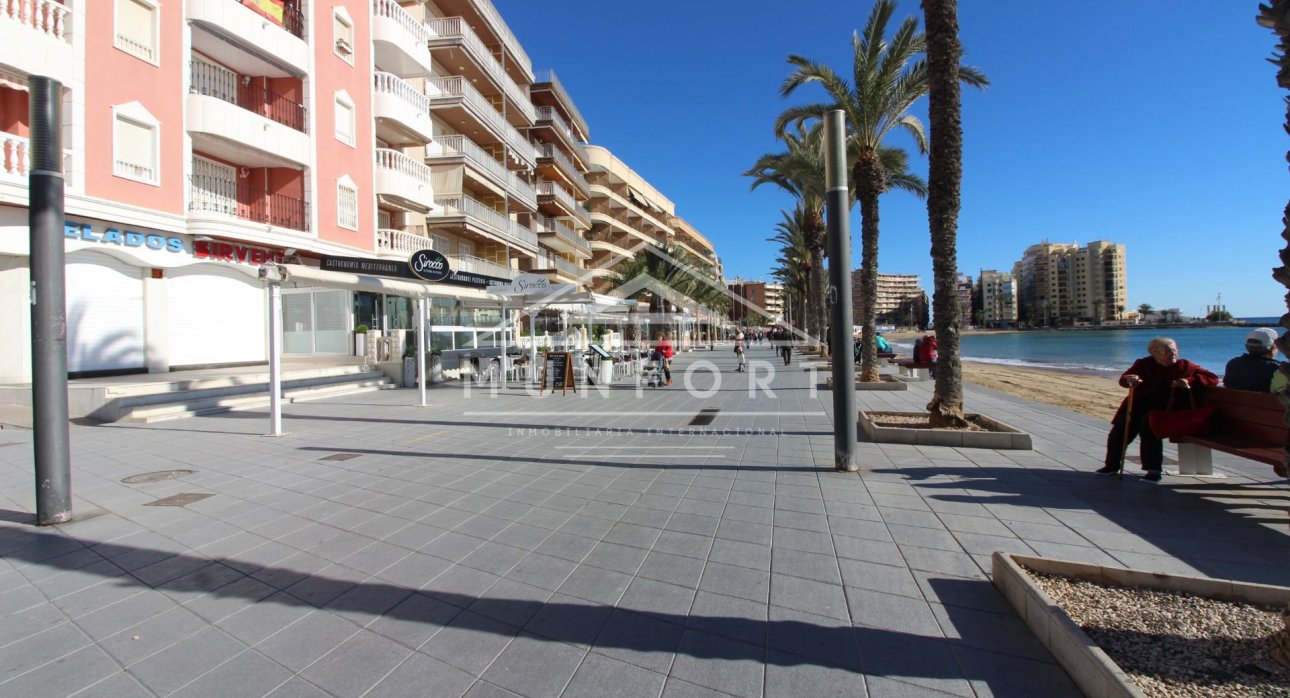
<box><xmin>858</xmin><ymin>411</ymin><xmax>1033</xmax><ymax>449</ymax></box>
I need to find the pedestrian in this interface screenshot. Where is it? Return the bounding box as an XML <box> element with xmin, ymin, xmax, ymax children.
<box><xmin>734</xmin><ymin>331</ymin><xmax>746</xmax><ymax>372</ymax></box>
<box><xmin>1096</xmin><ymin>337</ymin><xmax>1219</xmax><ymax>481</ymax></box>
<box><xmin>779</xmin><ymin>327</ymin><xmax>793</xmax><ymax>366</ymax></box>
<box><xmin>651</xmin><ymin>332</ymin><xmax>674</xmax><ymax>386</ymax></box>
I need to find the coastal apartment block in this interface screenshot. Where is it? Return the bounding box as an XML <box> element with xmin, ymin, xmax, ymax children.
<box><xmin>1013</xmin><ymin>240</ymin><xmax>1128</xmax><ymax>326</ymax></box>
<box><xmin>977</xmin><ymin>269</ymin><xmax>1018</xmax><ymax>328</ymax></box>
<box><xmin>0</xmin><ymin>0</ymin><xmax>720</xmax><ymax>382</ymax></box>
<box><xmin>725</xmin><ymin>279</ymin><xmax>784</xmax><ymax>324</ymax></box>
<box><xmin>849</xmin><ymin>269</ymin><xmax>923</xmax><ymax>326</ymax></box>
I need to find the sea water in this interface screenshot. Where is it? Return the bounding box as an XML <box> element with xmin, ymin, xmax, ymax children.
<box><xmin>891</xmin><ymin>317</ymin><xmax>1285</xmax><ymax>378</ymax></box>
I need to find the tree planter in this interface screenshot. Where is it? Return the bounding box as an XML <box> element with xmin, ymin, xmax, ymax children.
<box><xmin>403</xmin><ymin>355</ymin><xmax>444</xmax><ymax>387</ymax></box>
<box><xmin>824</xmin><ymin>375</ymin><xmax>908</xmax><ymax>391</ymax></box>
<box><xmin>354</xmin><ymin>334</ymin><xmax>367</xmax><ymax>357</ymax></box>
<box><xmin>858</xmin><ymin>410</ymin><xmax>1031</xmax><ymax>449</ymax></box>
<box><xmin>993</xmin><ymin>552</ymin><xmax>1290</xmax><ymax>698</ymax></box>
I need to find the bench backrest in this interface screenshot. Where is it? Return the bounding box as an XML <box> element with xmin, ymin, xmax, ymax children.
<box><xmin>1199</xmin><ymin>387</ymin><xmax>1287</xmax><ymax>444</ymax></box>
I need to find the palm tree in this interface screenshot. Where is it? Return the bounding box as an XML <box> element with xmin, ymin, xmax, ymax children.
<box><xmin>768</xmin><ymin>207</ymin><xmax>811</xmax><ymax>329</ymax></box>
<box><xmin>745</xmin><ymin>124</ymin><xmax>836</xmax><ymax>348</ymax></box>
<box><xmin>777</xmin><ymin>0</ymin><xmax>986</xmax><ymax>382</ymax></box>
<box><xmin>1261</xmin><ymin>3</ymin><xmax>1290</xmax><ymax>342</ymax></box>
<box><xmin>604</xmin><ymin>242</ymin><xmax>720</xmax><ymax>345</ymax></box>
<box><xmin>922</xmin><ymin>0</ymin><xmax>968</xmax><ymax>427</ymax></box>
<box><xmin>1137</xmin><ymin>303</ymin><xmax>1153</xmax><ymax>322</ymax></box>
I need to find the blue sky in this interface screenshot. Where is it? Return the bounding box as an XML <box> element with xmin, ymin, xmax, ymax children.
<box><xmin>493</xmin><ymin>1</ymin><xmax>1286</xmax><ymax>318</ymax></box>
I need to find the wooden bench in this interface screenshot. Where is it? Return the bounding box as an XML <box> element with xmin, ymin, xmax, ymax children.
<box><xmin>896</xmin><ymin>360</ymin><xmax>935</xmax><ymax>380</ymax></box>
<box><xmin>1169</xmin><ymin>387</ymin><xmax>1286</xmax><ymax>477</ymax></box>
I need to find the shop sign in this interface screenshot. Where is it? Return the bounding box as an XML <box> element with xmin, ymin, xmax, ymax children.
<box><xmin>193</xmin><ymin>239</ymin><xmax>285</xmax><ymax>266</ymax></box>
<box><xmin>409</xmin><ymin>249</ymin><xmax>450</xmax><ymax>282</ymax></box>
<box><xmin>64</xmin><ymin>221</ymin><xmax>185</xmax><ymax>253</ymax></box>
<box><xmin>321</xmin><ymin>255</ymin><xmax>412</xmax><ymax>278</ymax></box>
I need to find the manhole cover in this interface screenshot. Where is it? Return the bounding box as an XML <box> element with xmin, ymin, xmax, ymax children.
<box><xmin>144</xmin><ymin>493</ymin><xmax>213</xmax><ymax>507</ymax></box>
<box><xmin>122</xmin><ymin>470</ymin><xmax>193</xmax><ymax>484</ymax></box>
<box><xmin>688</xmin><ymin>408</ymin><xmax>720</xmax><ymax>426</ymax></box>
<box><xmin>318</xmin><ymin>453</ymin><xmax>360</xmax><ymax>461</ymax></box>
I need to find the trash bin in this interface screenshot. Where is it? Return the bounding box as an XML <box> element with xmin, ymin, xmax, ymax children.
<box><xmin>597</xmin><ymin>358</ymin><xmax>614</xmax><ymax>385</ymax></box>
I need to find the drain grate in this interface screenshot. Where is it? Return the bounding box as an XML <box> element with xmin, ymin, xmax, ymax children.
<box><xmin>688</xmin><ymin>408</ymin><xmax>720</xmax><ymax>426</ymax></box>
<box><xmin>318</xmin><ymin>452</ymin><xmax>360</xmax><ymax>462</ymax></box>
<box><xmin>122</xmin><ymin>470</ymin><xmax>193</xmax><ymax>484</ymax></box>
<box><xmin>144</xmin><ymin>493</ymin><xmax>213</xmax><ymax>507</ymax></box>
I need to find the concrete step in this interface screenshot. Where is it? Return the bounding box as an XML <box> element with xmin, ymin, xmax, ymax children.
<box><xmin>101</xmin><ymin>364</ymin><xmax>375</xmax><ymax>399</ymax></box>
<box><xmin>122</xmin><ymin>376</ymin><xmax>395</xmax><ymax>423</ymax></box>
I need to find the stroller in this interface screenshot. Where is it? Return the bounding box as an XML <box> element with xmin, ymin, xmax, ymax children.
<box><xmin>639</xmin><ymin>352</ymin><xmax>666</xmax><ymax>388</ymax></box>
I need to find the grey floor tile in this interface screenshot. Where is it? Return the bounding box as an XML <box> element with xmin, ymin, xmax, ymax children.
<box><xmin>847</xmin><ymin>588</ymin><xmax>942</xmax><ymax>636</ymax></box>
<box><xmin>698</xmin><ymin>562</ymin><xmax>770</xmax><ymax>604</ymax></box>
<box><xmin>618</xmin><ymin>576</ymin><xmax>696</xmax><ymax>620</ymax></box>
<box><xmin>591</xmin><ymin>609</ymin><xmax>684</xmax><ymax>673</ymax></box>
<box><xmin>670</xmin><ymin>628</ymin><xmax>764</xmax><ymax>698</ymax></box>
<box><xmin>765</xmin><ymin>650</ymin><xmax>866</xmax><ymax>697</ymax></box>
<box><xmin>300</xmin><ymin>630</ymin><xmax>412</xmax><ymax>697</ymax></box>
<box><xmin>366</xmin><ymin>652</ymin><xmax>475</xmax><ymax>698</ymax></box>
<box><xmin>563</xmin><ymin>652</ymin><xmax>667</xmax><ymax>698</ymax></box>
<box><xmin>168</xmin><ymin>649</ymin><xmax>294</xmax><ymax>698</ymax></box>
<box><xmin>770</xmin><ymin>573</ymin><xmax>849</xmax><ymax>620</ymax></box>
<box><xmin>480</xmin><ymin>633</ymin><xmax>586</xmax><ymax>698</ymax></box>
<box><xmin>128</xmin><ymin>626</ymin><xmax>247</xmax><ymax>695</ymax></box>
<box><xmin>253</xmin><ymin>610</ymin><xmax>360</xmax><ymax>673</ymax></box>
<box><xmin>556</xmin><ymin>565</ymin><xmax>633</xmax><ymax>605</ymax></box>
<box><xmin>0</xmin><ymin>644</ymin><xmax>122</xmax><ymax>698</ymax></box>
<box><xmin>420</xmin><ymin>610</ymin><xmax>519</xmax><ymax>675</ymax></box>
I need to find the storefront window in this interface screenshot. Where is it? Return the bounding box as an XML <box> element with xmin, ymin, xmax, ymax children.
<box><xmin>385</xmin><ymin>295</ymin><xmax>412</xmax><ymax>330</ymax></box>
<box><xmin>455</xmin><ymin>331</ymin><xmax>476</xmax><ymax>349</ymax></box>
<box><xmin>429</xmin><ymin>298</ymin><xmax>455</xmax><ymax>325</ymax></box>
<box><xmin>431</xmin><ymin>331</ymin><xmax>453</xmax><ymax>352</ymax></box>
<box><xmin>353</xmin><ymin>291</ymin><xmax>380</xmax><ymax>330</ymax></box>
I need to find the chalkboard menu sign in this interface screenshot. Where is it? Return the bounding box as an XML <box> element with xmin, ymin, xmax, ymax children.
<box><xmin>539</xmin><ymin>352</ymin><xmax>577</xmax><ymax>396</ymax></box>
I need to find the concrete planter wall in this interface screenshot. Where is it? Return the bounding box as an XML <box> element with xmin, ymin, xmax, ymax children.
<box><xmin>992</xmin><ymin>552</ymin><xmax>1290</xmax><ymax>698</ymax></box>
<box><xmin>824</xmin><ymin>375</ymin><xmax>908</xmax><ymax>391</ymax></box>
<box><xmin>402</xmin><ymin>356</ymin><xmax>444</xmax><ymax>387</ymax></box>
<box><xmin>858</xmin><ymin>411</ymin><xmax>1032</xmax><ymax>449</ymax></box>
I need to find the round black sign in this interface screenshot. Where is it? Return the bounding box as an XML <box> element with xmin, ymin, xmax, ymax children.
<box><xmin>409</xmin><ymin>249</ymin><xmax>451</xmax><ymax>282</ymax></box>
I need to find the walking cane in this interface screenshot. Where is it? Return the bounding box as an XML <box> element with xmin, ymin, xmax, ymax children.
<box><xmin>1117</xmin><ymin>385</ymin><xmax>1135</xmax><ymax>480</ymax></box>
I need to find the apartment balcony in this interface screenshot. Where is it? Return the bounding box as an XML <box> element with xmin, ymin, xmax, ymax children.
<box><xmin>533</xmin><ymin>70</ymin><xmax>589</xmax><ymax>143</ymax></box>
<box><xmin>373</xmin><ymin>72</ymin><xmax>433</xmax><ymax>145</ymax></box>
<box><xmin>534</xmin><ymin>213</ymin><xmax>591</xmax><ymax>258</ymax></box>
<box><xmin>187</xmin><ymin>61</ymin><xmax>309</xmax><ymax>168</ymax></box>
<box><xmin>372</xmin><ymin>0</ymin><xmax>432</xmax><ymax>78</ymax></box>
<box><xmin>537</xmin><ymin>143</ymin><xmax>590</xmax><ymax>198</ymax></box>
<box><xmin>430</xmin><ymin>0</ymin><xmax>533</xmax><ymax>83</ymax></box>
<box><xmin>0</xmin><ymin>0</ymin><xmax>75</xmax><ymax>86</ymax></box>
<box><xmin>537</xmin><ymin>180</ymin><xmax>590</xmax><ymax>228</ymax></box>
<box><xmin>376</xmin><ymin>148</ymin><xmax>434</xmax><ymax>213</ymax></box>
<box><xmin>529</xmin><ymin>253</ymin><xmax>582</xmax><ymax>281</ymax></box>
<box><xmin>1</xmin><ymin>131</ymin><xmax>73</xmax><ymax>189</ymax></box>
<box><xmin>534</xmin><ymin>106</ymin><xmax>587</xmax><ymax>166</ymax></box>
<box><xmin>431</xmin><ymin>194</ymin><xmax>538</xmax><ymax>254</ymax></box>
<box><xmin>427</xmin><ymin>77</ymin><xmax>536</xmax><ymax>170</ymax></box>
<box><xmin>426</xmin><ymin>135</ymin><xmax>536</xmax><ymax>210</ymax></box>
<box><xmin>188</xmin><ymin>174</ymin><xmax>309</xmax><ymax>233</ymax></box>
<box><xmin>426</xmin><ymin>17</ymin><xmax>535</xmax><ymax>125</ymax></box>
<box><xmin>451</xmin><ymin>253</ymin><xmax>515</xmax><ymax>281</ymax></box>
<box><xmin>187</xmin><ymin>0</ymin><xmax>307</xmax><ymax>77</ymax></box>
<box><xmin>586</xmin><ymin>235</ymin><xmax>633</xmax><ymax>260</ymax></box>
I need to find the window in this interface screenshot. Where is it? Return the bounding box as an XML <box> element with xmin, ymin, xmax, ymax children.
<box><xmin>337</xmin><ymin>176</ymin><xmax>358</xmax><ymax>230</ymax></box>
<box><xmin>334</xmin><ymin>91</ymin><xmax>355</xmax><ymax>146</ymax></box>
<box><xmin>113</xmin><ymin>102</ymin><xmax>159</xmax><ymax>185</ymax></box>
<box><xmin>115</xmin><ymin>0</ymin><xmax>158</xmax><ymax>64</ymax></box>
<box><xmin>333</xmin><ymin>7</ymin><xmax>354</xmax><ymax>64</ymax></box>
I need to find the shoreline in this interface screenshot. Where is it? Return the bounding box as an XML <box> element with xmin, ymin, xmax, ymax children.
<box><xmin>959</xmin><ymin>360</ymin><xmax>1121</xmax><ymax>421</ymax></box>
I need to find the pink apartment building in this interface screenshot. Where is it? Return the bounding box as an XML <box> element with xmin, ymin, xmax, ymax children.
<box><xmin>0</xmin><ymin>0</ymin><xmax>720</xmax><ymax>384</ymax></box>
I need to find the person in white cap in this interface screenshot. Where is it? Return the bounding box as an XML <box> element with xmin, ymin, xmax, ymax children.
<box><xmin>1223</xmin><ymin>327</ymin><xmax>1280</xmax><ymax>391</ymax></box>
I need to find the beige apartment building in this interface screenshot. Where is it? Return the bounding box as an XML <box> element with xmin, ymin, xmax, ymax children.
<box><xmin>725</xmin><ymin>280</ymin><xmax>784</xmax><ymax>323</ymax></box>
<box><xmin>1013</xmin><ymin>241</ymin><xmax>1127</xmax><ymax>325</ymax></box>
<box><xmin>978</xmin><ymin>269</ymin><xmax>1018</xmax><ymax>327</ymax></box>
<box><xmin>849</xmin><ymin>270</ymin><xmax>923</xmax><ymax>325</ymax></box>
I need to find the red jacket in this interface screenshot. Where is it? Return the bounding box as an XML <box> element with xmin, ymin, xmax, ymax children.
<box><xmin>654</xmin><ymin>339</ymin><xmax>674</xmax><ymax>359</ymax></box>
<box><xmin>1114</xmin><ymin>357</ymin><xmax>1218</xmax><ymax>420</ymax></box>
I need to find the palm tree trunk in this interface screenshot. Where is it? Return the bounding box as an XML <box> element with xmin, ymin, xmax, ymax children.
<box><xmin>1261</xmin><ymin>2</ymin><xmax>1290</xmax><ymax>341</ymax></box>
<box><xmin>924</xmin><ymin>0</ymin><xmax>967</xmax><ymax>428</ymax></box>
<box><xmin>855</xmin><ymin>154</ymin><xmax>882</xmax><ymax>383</ymax></box>
<box><xmin>809</xmin><ymin>248</ymin><xmax>827</xmax><ymax>353</ymax></box>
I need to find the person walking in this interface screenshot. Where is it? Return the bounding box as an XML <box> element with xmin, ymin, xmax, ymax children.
<box><xmin>1096</xmin><ymin>337</ymin><xmax>1219</xmax><ymax>481</ymax></box>
<box><xmin>652</xmin><ymin>332</ymin><xmax>674</xmax><ymax>386</ymax></box>
<box><xmin>779</xmin><ymin>327</ymin><xmax>793</xmax><ymax>366</ymax></box>
<box><xmin>734</xmin><ymin>332</ymin><xmax>747</xmax><ymax>372</ymax></box>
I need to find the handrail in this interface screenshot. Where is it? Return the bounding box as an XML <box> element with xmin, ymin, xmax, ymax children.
<box><xmin>537</xmin><ymin>180</ymin><xmax>590</xmax><ymax>226</ymax></box>
<box><xmin>377</xmin><ymin>227</ymin><xmax>427</xmax><ymax>254</ymax></box>
<box><xmin>374</xmin><ymin>71</ymin><xmax>431</xmax><ymax>115</ymax></box>
<box><xmin>532</xmin><ymin>70</ymin><xmax>588</xmax><ymax>140</ymax></box>
<box><xmin>535</xmin><ymin>106</ymin><xmax>588</xmax><ymax>163</ymax></box>
<box><xmin>434</xmin><ymin>194</ymin><xmax>538</xmax><ymax>249</ymax></box>
<box><xmin>191</xmin><ymin>60</ymin><xmax>306</xmax><ymax>132</ymax></box>
<box><xmin>425</xmin><ymin>17</ymin><xmax>535</xmax><ymax>124</ymax></box>
<box><xmin>451</xmin><ymin>253</ymin><xmax>515</xmax><ymax>280</ymax></box>
<box><xmin>430</xmin><ymin>135</ymin><xmax>536</xmax><ymax>206</ymax></box>
<box><xmin>3</xmin><ymin>0</ymin><xmax>72</xmax><ymax>44</ymax></box>
<box><xmin>465</xmin><ymin>0</ymin><xmax>533</xmax><ymax>80</ymax></box>
<box><xmin>372</xmin><ymin>0</ymin><xmax>429</xmax><ymax>44</ymax></box>
<box><xmin>538</xmin><ymin>143</ymin><xmax>589</xmax><ymax>193</ymax></box>
<box><xmin>428</xmin><ymin>77</ymin><xmax>536</xmax><ymax>167</ymax></box>
<box><xmin>188</xmin><ymin>173</ymin><xmax>309</xmax><ymax>231</ymax></box>
<box><xmin>533</xmin><ymin>213</ymin><xmax>590</xmax><ymax>253</ymax></box>
<box><xmin>376</xmin><ymin>147</ymin><xmax>432</xmax><ymax>183</ymax></box>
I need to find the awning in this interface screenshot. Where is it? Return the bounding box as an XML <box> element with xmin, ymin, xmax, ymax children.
<box><xmin>282</xmin><ymin>263</ymin><xmax>501</xmax><ymax>302</ymax></box>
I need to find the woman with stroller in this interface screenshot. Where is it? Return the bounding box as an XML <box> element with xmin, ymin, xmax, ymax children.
<box><xmin>652</xmin><ymin>332</ymin><xmax>674</xmax><ymax>386</ymax></box>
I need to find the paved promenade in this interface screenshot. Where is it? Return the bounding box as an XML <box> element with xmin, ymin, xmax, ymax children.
<box><xmin>0</xmin><ymin>343</ymin><xmax>1286</xmax><ymax>697</ymax></box>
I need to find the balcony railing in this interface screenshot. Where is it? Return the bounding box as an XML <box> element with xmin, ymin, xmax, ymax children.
<box><xmin>377</xmin><ymin>147</ymin><xmax>432</xmax><ymax>185</ymax></box>
<box><xmin>431</xmin><ymin>135</ymin><xmax>536</xmax><ymax>207</ymax></box>
<box><xmin>534</xmin><ymin>253</ymin><xmax>580</xmax><ymax>277</ymax></box>
<box><xmin>377</xmin><ymin>227</ymin><xmax>426</xmax><ymax>255</ymax></box>
<box><xmin>467</xmin><ymin>0</ymin><xmax>532</xmax><ymax>80</ymax></box>
<box><xmin>534</xmin><ymin>213</ymin><xmax>590</xmax><ymax>253</ymax></box>
<box><xmin>3</xmin><ymin>0</ymin><xmax>72</xmax><ymax>44</ymax></box>
<box><xmin>233</xmin><ymin>0</ymin><xmax>305</xmax><ymax>39</ymax></box>
<box><xmin>537</xmin><ymin>180</ymin><xmax>589</xmax><ymax>226</ymax></box>
<box><xmin>2</xmin><ymin>132</ymin><xmax>73</xmax><ymax>184</ymax></box>
<box><xmin>374</xmin><ymin>71</ymin><xmax>431</xmax><ymax>115</ymax></box>
<box><xmin>191</xmin><ymin>60</ymin><xmax>306</xmax><ymax>132</ymax></box>
<box><xmin>451</xmin><ymin>253</ymin><xmax>514</xmax><ymax>280</ymax></box>
<box><xmin>434</xmin><ymin>194</ymin><xmax>537</xmax><ymax>249</ymax></box>
<box><xmin>426</xmin><ymin>17</ymin><xmax>534</xmax><ymax>124</ymax></box>
<box><xmin>538</xmin><ymin>143</ymin><xmax>589</xmax><ymax>193</ymax></box>
<box><xmin>189</xmin><ymin>174</ymin><xmax>309</xmax><ymax>231</ymax></box>
<box><xmin>535</xmin><ymin>106</ymin><xmax>587</xmax><ymax>161</ymax></box>
<box><xmin>373</xmin><ymin>0</ymin><xmax>428</xmax><ymax>45</ymax></box>
<box><xmin>533</xmin><ymin>70</ymin><xmax>588</xmax><ymax>139</ymax></box>
<box><xmin>428</xmin><ymin>76</ymin><xmax>535</xmax><ymax>167</ymax></box>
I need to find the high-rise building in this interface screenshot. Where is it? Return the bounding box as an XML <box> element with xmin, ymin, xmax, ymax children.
<box><xmin>849</xmin><ymin>270</ymin><xmax>922</xmax><ymax>325</ymax></box>
<box><xmin>725</xmin><ymin>279</ymin><xmax>783</xmax><ymax>323</ymax></box>
<box><xmin>956</xmin><ymin>275</ymin><xmax>974</xmax><ymax>326</ymax></box>
<box><xmin>0</xmin><ymin>0</ymin><xmax>721</xmax><ymax>382</ymax></box>
<box><xmin>1012</xmin><ymin>241</ymin><xmax>1127</xmax><ymax>326</ymax></box>
<box><xmin>978</xmin><ymin>269</ymin><xmax>1018</xmax><ymax>328</ymax></box>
